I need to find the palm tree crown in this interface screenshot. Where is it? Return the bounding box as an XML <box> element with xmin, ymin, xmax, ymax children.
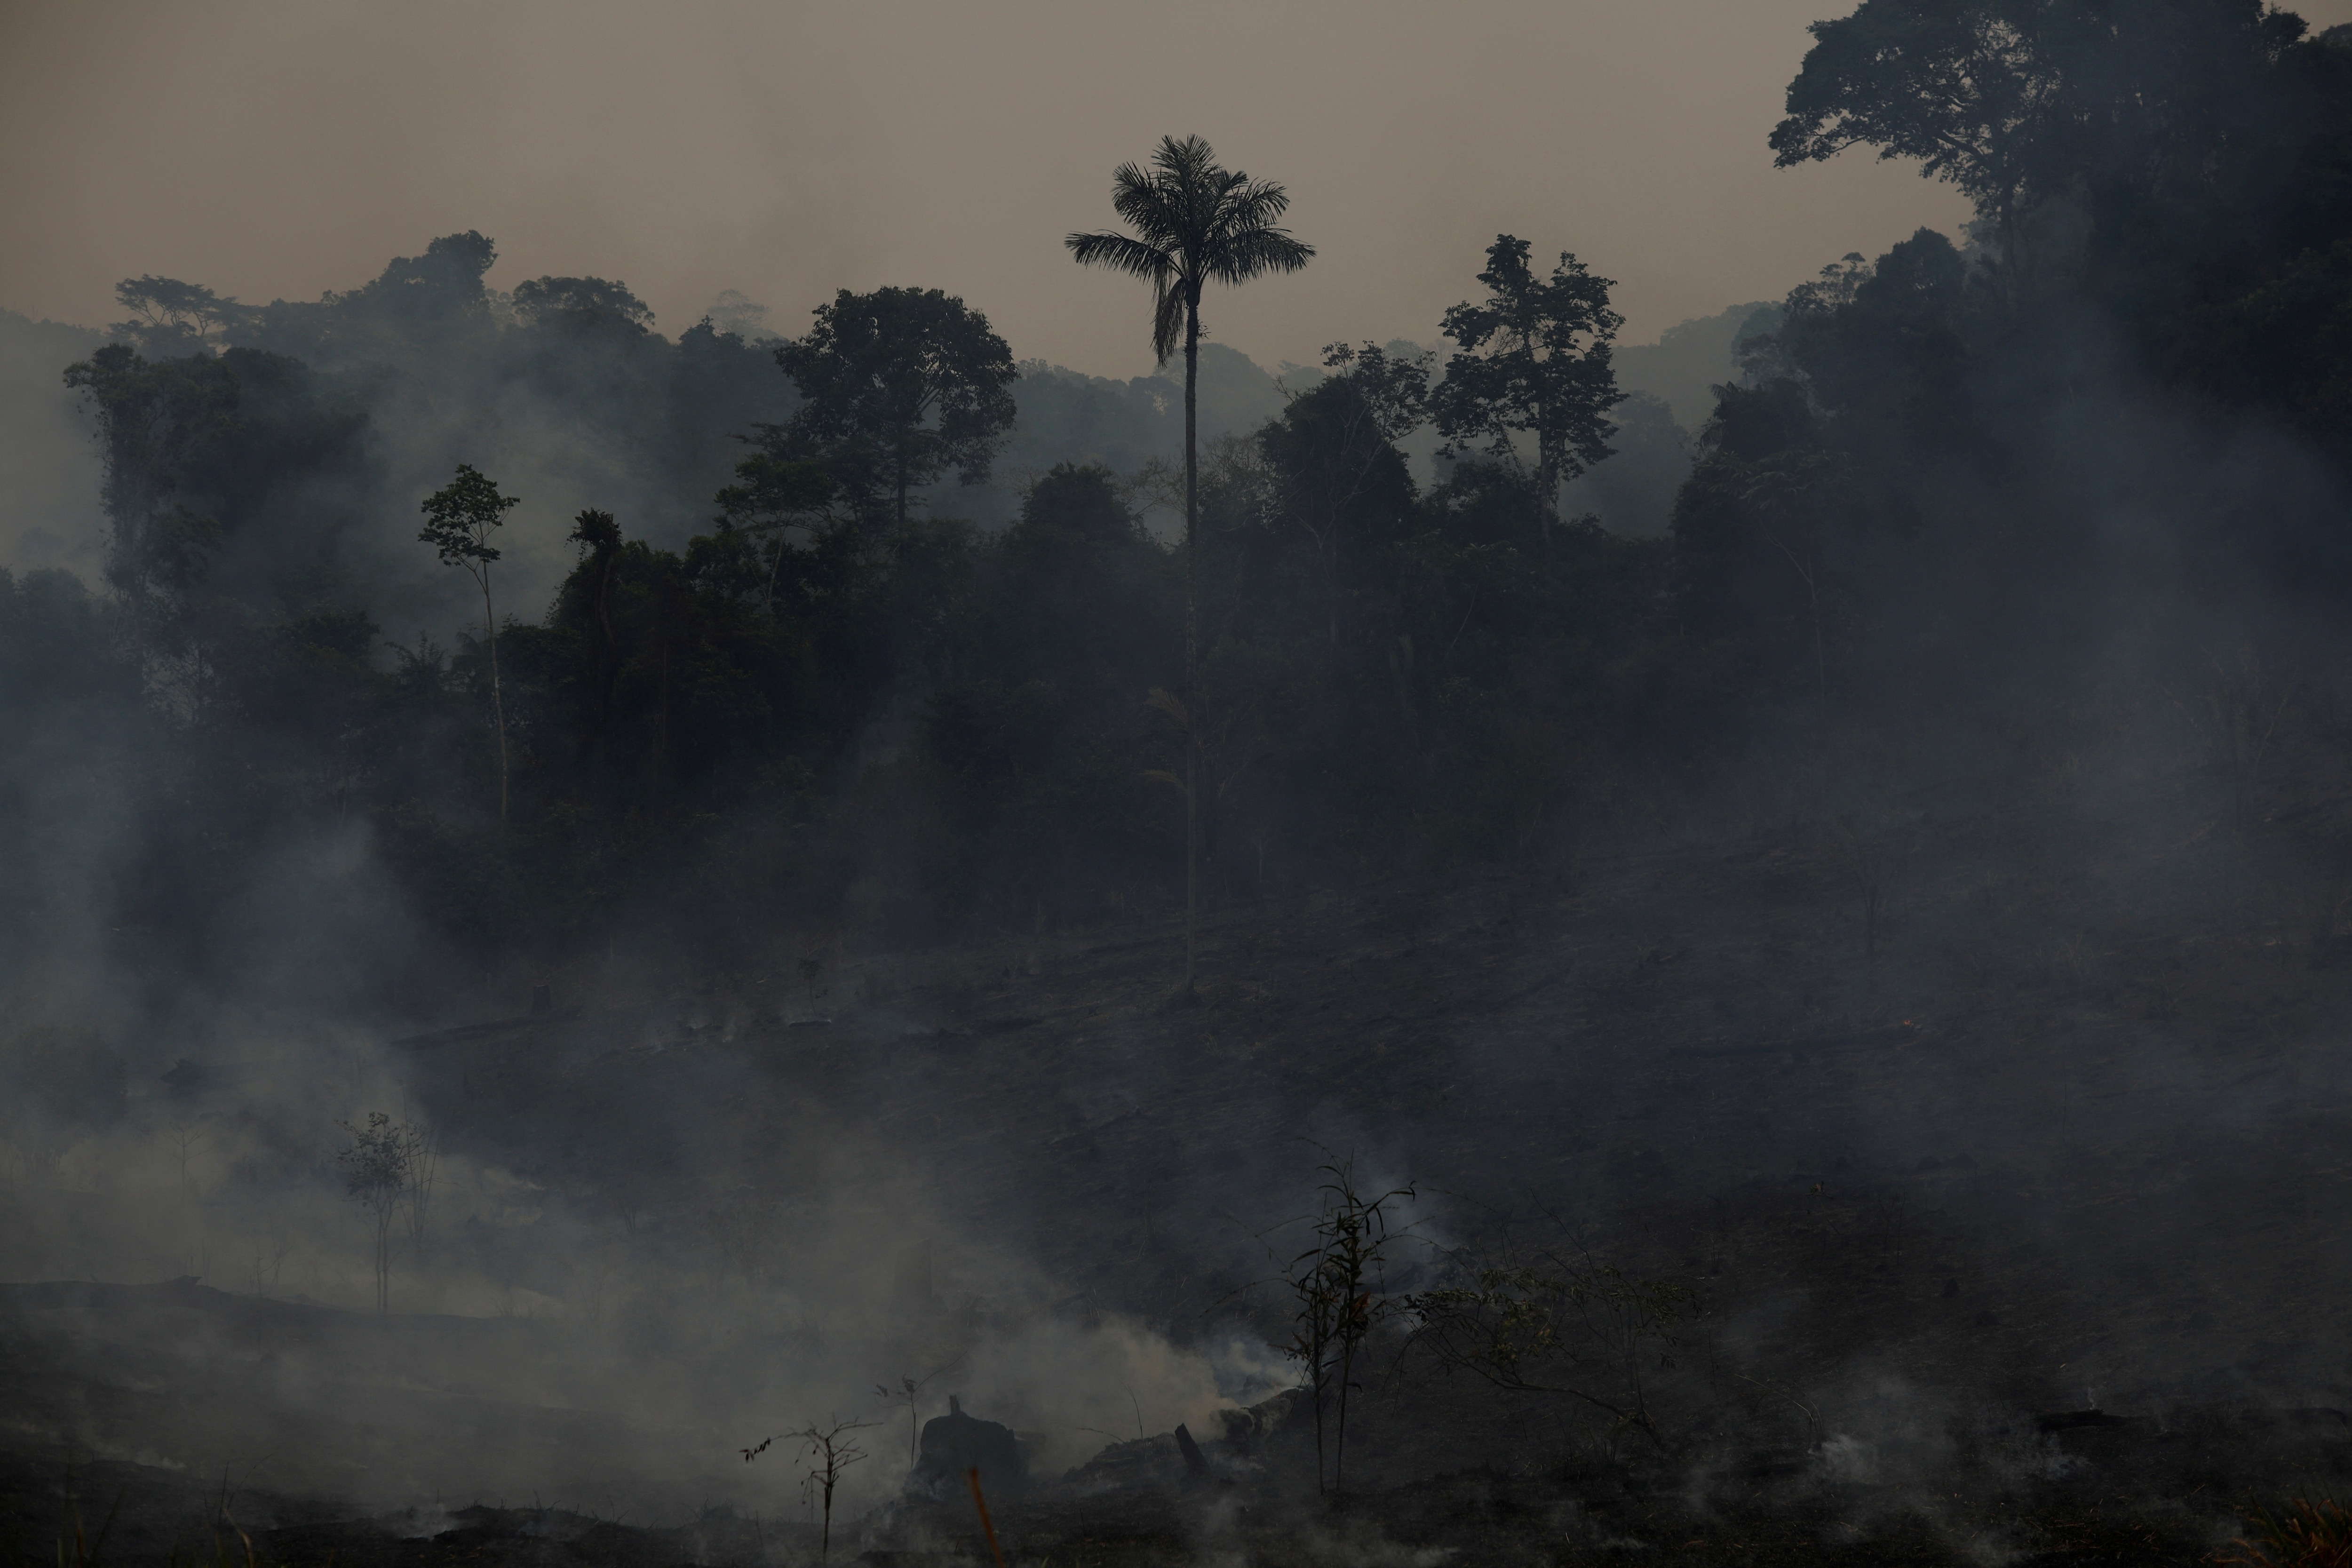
<box><xmin>1067</xmin><ymin>134</ymin><xmax>1311</xmax><ymax>1000</ymax></box>
<box><xmin>1066</xmin><ymin>135</ymin><xmax>1314</xmax><ymax>364</ymax></box>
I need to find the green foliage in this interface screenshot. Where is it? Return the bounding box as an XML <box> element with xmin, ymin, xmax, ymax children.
<box><xmin>417</xmin><ymin>463</ymin><xmax>516</xmax><ymax>576</ymax></box>
<box><xmin>768</xmin><ymin>287</ymin><xmax>1017</xmax><ymax>530</ymax></box>
<box><xmin>419</xmin><ymin>464</ymin><xmax>520</xmax><ymax>821</ymax></box>
<box><xmin>61</xmin><ymin>344</ymin><xmax>235</xmax><ymax>654</ymax></box>
<box><xmin>20</xmin><ymin>13</ymin><xmax>2352</xmax><ymax>1008</ymax></box>
<box><xmin>1434</xmin><ymin>235</ymin><xmax>1626</xmax><ymax>537</ymax></box>
<box><xmin>60</xmin><ymin>342</ymin><xmax>372</xmax><ymax>670</ymax></box>
<box><xmin>1770</xmin><ymin>0</ymin><xmax>2309</xmax><ymax>276</ymax></box>
<box><xmin>922</xmin><ymin>465</ymin><xmax>1177</xmax><ymax>927</ymax></box>
<box><xmin>336</xmin><ymin>1111</ymin><xmax>412</xmax><ymax>1314</ymax></box>
<box><xmin>510</xmin><ymin>274</ymin><xmax>655</xmax><ymax>333</ymax></box>
<box><xmin>111</xmin><ymin>274</ymin><xmax>246</xmax><ymax>356</ymax></box>
<box><xmin>1065</xmin><ymin>134</ymin><xmax>1315</xmax><ymax>366</ymax></box>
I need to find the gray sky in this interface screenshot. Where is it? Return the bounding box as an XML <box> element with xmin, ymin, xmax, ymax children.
<box><xmin>8</xmin><ymin>0</ymin><xmax>2352</xmax><ymax>374</ymax></box>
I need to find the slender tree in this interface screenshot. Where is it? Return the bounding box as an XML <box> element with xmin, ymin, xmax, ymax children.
<box><xmin>1285</xmin><ymin>1156</ymin><xmax>1415</xmax><ymax>1494</ymax></box>
<box><xmin>743</xmin><ymin>1417</ymin><xmax>872</xmax><ymax>1565</ymax></box>
<box><xmin>1067</xmin><ymin>134</ymin><xmax>1313</xmax><ymax>998</ymax></box>
<box><xmin>419</xmin><ymin>464</ymin><xmax>520</xmax><ymax>825</ymax></box>
<box><xmin>337</xmin><ymin>1112</ymin><xmax>411</xmax><ymax>1314</ymax></box>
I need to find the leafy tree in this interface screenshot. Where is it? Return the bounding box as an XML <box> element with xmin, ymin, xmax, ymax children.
<box><xmin>337</xmin><ymin>1111</ymin><xmax>413</xmax><ymax>1314</ymax></box>
<box><xmin>712</xmin><ymin>452</ymin><xmax>837</xmax><ymax>615</ymax></box>
<box><xmin>769</xmin><ymin>287</ymin><xmax>1017</xmax><ymax>532</ymax></box>
<box><xmin>515</xmin><ymin>511</ymin><xmax>793</xmax><ymax>823</ymax></box>
<box><xmin>1768</xmin><ymin>0</ymin><xmax>2310</xmax><ymax>284</ymax></box>
<box><xmin>419</xmin><ymin>464</ymin><xmax>521</xmax><ymax>825</ymax></box>
<box><xmin>1433</xmin><ymin>236</ymin><xmax>1625</xmax><ymax>544</ymax></box>
<box><xmin>61</xmin><ymin>344</ymin><xmax>235</xmax><ymax>675</ymax></box>
<box><xmin>1773</xmin><ymin>227</ymin><xmax>1970</xmax><ymax>422</ymax></box>
<box><xmin>510</xmin><ymin>275</ymin><xmax>656</xmax><ymax>334</ymax></box>
<box><xmin>340</xmin><ymin>230</ymin><xmax>500</xmax><ymax>331</ymax></box>
<box><xmin>1771</xmin><ymin>0</ymin><xmax>2063</xmax><ymax>277</ymax></box>
<box><xmin>1067</xmin><ymin>133</ymin><xmax>1314</xmax><ymax>996</ymax></box>
<box><xmin>110</xmin><ymin>276</ymin><xmax>246</xmax><ymax>357</ymax></box>
<box><xmin>1263</xmin><ymin>342</ymin><xmax>1429</xmax><ymax>640</ymax></box>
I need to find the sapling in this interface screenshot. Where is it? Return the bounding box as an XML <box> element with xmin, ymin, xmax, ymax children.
<box><xmin>743</xmin><ymin>1417</ymin><xmax>871</xmax><ymax>1564</ymax></box>
<box><xmin>1284</xmin><ymin>1154</ymin><xmax>1416</xmax><ymax>1493</ymax></box>
<box><xmin>875</xmin><ymin>1375</ymin><xmax>928</xmax><ymax>1464</ymax></box>
<box><xmin>166</xmin><ymin>1119</ymin><xmax>206</xmax><ymax>1190</ymax></box>
<box><xmin>247</xmin><ymin>1233</ymin><xmax>288</xmax><ymax>1298</ymax></box>
<box><xmin>336</xmin><ymin>1112</ymin><xmax>413</xmax><ymax>1313</ymax></box>
<box><xmin>417</xmin><ymin>464</ymin><xmax>520</xmax><ymax>825</ymax></box>
<box><xmin>399</xmin><ymin>1119</ymin><xmax>438</xmax><ymax>1259</ymax></box>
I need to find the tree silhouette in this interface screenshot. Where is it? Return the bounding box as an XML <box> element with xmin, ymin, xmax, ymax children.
<box><xmin>1433</xmin><ymin>236</ymin><xmax>1624</xmax><ymax>545</ymax></box>
<box><xmin>1067</xmin><ymin>133</ymin><xmax>1313</xmax><ymax>998</ymax></box>
<box><xmin>337</xmin><ymin>1112</ymin><xmax>412</xmax><ymax>1314</ymax></box>
<box><xmin>61</xmin><ymin>344</ymin><xmax>235</xmax><ymax>678</ymax></box>
<box><xmin>771</xmin><ymin>288</ymin><xmax>1017</xmax><ymax>533</ymax></box>
<box><xmin>419</xmin><ymin>464</ymin><xmax>520</xmax><ymax>825</ymax></box>
<box><xmin>744</xmin><ymin>1416</ymin><xmax>872</xmax><ymax>1564</ymax></box>
<box><xmin>110</xmin><ymin>275</ymin><xmax>247</xmax><ymax>356</ymax></box>
<box><xmin>1765</xmin><ymin>0</ymin><xmax>2305</xmax><ymax>287</ymax></box>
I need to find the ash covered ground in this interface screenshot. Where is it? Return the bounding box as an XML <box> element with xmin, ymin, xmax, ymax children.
<box><xmin>7</xmin><ymin>719</ymin><xmax>2352</xmax><ymax>1568</ymax></box>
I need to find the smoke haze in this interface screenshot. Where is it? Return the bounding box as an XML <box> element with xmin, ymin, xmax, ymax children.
<box><xmin>0</xmin><ymin>0</ymin><xmax>2000</xmax><ymax>367</ymax></box>
<box><xmin>11</xmin><ymin>4</ymin><xmax>2352</xmax><ymax>1565</ymax></box>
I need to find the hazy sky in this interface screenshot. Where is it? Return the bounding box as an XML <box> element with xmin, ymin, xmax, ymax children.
<box><xmin>8</xmin><ymin>0</ymin><xmax>2352</xmax><ymax>375</ymax></box>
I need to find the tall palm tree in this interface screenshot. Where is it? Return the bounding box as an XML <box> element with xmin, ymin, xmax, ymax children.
<box><xmin>1068</xmin><ymin>134</ymin><xmax>1313</xmax><ymax>998</ymax></box>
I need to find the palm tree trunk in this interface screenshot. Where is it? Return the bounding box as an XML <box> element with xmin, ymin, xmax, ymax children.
<box><xmin>1182</xmin><ymin>294</ymin><xmax>1201</xmax><ymax>997</ymax></box>
<box><xmin>1536</xmin><ymin>382</ymin><xmax>1559</xmax><ymax>545</ymax></box>
<box><xmin>482</xmin><ymin>573</ymin><xmax>508</xmax><ymax>828</ymax></box>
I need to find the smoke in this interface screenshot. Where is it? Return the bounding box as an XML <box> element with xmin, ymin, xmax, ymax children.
<box><xmin>8</xmin><ymin>152</ymin><xmax>2352</xmax><ymax>1562</ymax></box>
<box><xmin>0</xmin><ymin>310</ymin><xmax>105</xmax><ymax>574</ymax></box>
<box><xmin>0</xmin><ymin>1008</ymin><xmax>1271</xmax><ymax>1523</ymax></box>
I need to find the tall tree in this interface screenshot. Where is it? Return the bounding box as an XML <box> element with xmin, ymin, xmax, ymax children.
<box><xmin>713</xmin><ymin>452</ymin><xmax>837</xmax><ymax>616</ymax></box>
<box><xmin>770</xmin><ymin>287</ymin><xmax>1017</xmax><ymax>532</ymax></box>
<box><xmin>1767</xmin><ymin>0</ymin><xmax>2308</xmax><ymax>284</ymax></box>
<box><xmin>110</xmin><ymin>276</ymin><xmax>247</xmax><ymax>357</ymax></box>
<box><xmin>1271</xmin><ymin>344</ymin><xmax>1430</xmax><ymax>580</ymax></box>
<box><xmin>510</xmin><ymin>275</ymin><xmax>656</xmax><ymax>334</ymax></box>
<box><xmin>62</xmin><ymin>343</ymin><xmax>235</xmax><ymax>677</ymax></box>
<box><xmin>1067</xmin><ymin>133</ymin><xmax>1314</xmax><ymax>998</ymax></box>
<box><xmin>419</xmin><ymin>464</ymin><xmax>521</xmax><ymax>826</ymax></box>
<box><xmin>1433</xmin><ymin>236</ymin><xmax>1624</xmax><ymax>545</ymax></box>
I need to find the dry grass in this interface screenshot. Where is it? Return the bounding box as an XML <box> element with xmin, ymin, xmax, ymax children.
<box><xmin>2223</xmin><ymin>1498</ymin><xmax>2352</xmax><ymax>1568</ymax></box>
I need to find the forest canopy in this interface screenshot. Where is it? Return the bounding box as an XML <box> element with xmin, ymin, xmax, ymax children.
<box><xmin>10</xmin><ymin>0</ymin><xmax>2352</xmax><ymax>1017</ymax></box>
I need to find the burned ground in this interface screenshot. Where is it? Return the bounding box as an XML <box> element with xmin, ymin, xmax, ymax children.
<box><xmin>5</xmin><ymin>711</ymin><xmax>2351</xmax><ymax>1566</ymax></box>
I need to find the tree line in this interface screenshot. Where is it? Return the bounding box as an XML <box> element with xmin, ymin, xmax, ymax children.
<box><xmin>11</xmin><ymin>0</ymin><xmax>2352</xmax><ymax>1007</ymax></box>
